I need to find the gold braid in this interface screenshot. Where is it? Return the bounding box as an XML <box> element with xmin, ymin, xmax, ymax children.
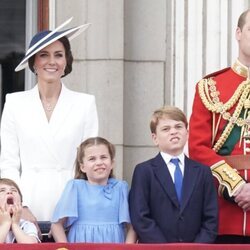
<box><xmin>213</xmin><ymin>84</ymin><xmax>250</xmax><ymax>152</ymax></box>
<box><xmin>198</xmin><ymin>78</ymin><xmax>248</xmax><ymax>113</ymax></box>
<box><xmin>198</xmin><ymin>78</ymin><xmax>250</xmax><ymax>152</ymax></box>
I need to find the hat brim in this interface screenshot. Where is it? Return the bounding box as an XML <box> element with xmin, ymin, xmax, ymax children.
<box><xmin>15</xmin><ymin>21</ymin><xmax>91</xmax><ymax>72</ymax></box>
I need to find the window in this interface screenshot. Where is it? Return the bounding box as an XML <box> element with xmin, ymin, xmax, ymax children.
<box><xmin>0</xmin><ymin>0</ymin><xmax>49</xmax><ymax>112</ymax></box>
<box><xmin>0</xmin><ymin>0</ymin><xmax>26</xmax><ymax>109</ymax></box>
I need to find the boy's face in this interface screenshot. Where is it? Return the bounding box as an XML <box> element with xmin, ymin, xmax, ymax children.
<box><xmin>152</xmin><ymin>116</ymin><xmax>188</xmax><ymax>156</ymax></box>
<box><xmin>0</xmin><ymin>184</ymin><xmax>21</xmax><ymax>208</ymax></box>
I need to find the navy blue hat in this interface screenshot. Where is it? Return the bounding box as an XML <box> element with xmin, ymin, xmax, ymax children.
<box><xmin>15</xmin><ymin>17</ymin><xmax>90</xmax><ymax>71</ymax></box>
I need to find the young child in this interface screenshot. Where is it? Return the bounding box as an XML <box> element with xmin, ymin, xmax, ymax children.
<box><xmin>0</xmin><ymin>178</ymin><xmax>40</xmax><ymax>243</ymax></box>
<box><xmin>51</xmin><ymin>137</ymin><xmax>136</xmax><ymax>243</ymax></box>
<box><xmin>129</xmin><ymin>106</ymin><xmax>218</xmax><ymax>243</ymax></box>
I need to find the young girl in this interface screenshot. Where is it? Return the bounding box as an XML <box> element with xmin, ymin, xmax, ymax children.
<box><xmin>51</xmin><ymin>137</ymin><xmax>136</xmax><ymax>243</ymax></box>
<box><xmin>0</xmin><ymin>178</ymin><xmax>40</xmax><ymax>243</ymax></box>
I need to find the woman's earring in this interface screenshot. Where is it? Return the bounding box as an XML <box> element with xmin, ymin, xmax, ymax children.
<box><xmin>33</xmin><ymin>67</ymin><xmax>37</xmax><ymax>75</ymax></box>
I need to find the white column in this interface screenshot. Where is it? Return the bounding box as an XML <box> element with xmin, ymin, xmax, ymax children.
<box><xmin>186</xmin><ymin>0</ymin><xmax>204</xmax><ymax>117</ymax></box>
<box><xmin>173</xmin><ymin>0</ymin><xmax>185</xmax><ymax>108</ymax></box>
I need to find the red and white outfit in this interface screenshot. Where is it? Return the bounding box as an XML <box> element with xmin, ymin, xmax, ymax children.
<box><xmin>189</xmin><ymin>60</ymin><xmax>250</xmax><ymax>236</ymax></box>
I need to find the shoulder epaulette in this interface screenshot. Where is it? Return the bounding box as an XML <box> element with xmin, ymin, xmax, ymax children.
<box><xmin>203</xmin><ymin>67</ymin><xmax>231</xmax><ymax>79</ymax></box>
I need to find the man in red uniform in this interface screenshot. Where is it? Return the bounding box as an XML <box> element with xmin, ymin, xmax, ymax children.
<box><xmin>189</xmin><ymin>9</ymin><xmax>250</xmax><ymax>243</ymax></box>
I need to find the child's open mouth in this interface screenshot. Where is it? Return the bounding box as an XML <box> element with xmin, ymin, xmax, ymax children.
<box><xmin>7</xmin><ymin>197</ymin><xmax>14</xmax><ymax>205</ymax></box>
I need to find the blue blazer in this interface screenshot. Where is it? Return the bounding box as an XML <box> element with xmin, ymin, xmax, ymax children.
<box><xmin>129</xmin><ymin>153</ymin><xmax>218</xmax><ymax>243</ymax></box>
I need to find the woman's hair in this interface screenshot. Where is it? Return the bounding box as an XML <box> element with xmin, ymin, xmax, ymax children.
<box><xmin>150</xmin><ymin>105</ymin><xmax>188</xmax><ymax>134</ymax></box>
<box><xmin>0</xmin><ymin>178</ymin><xmax>23</xmax><ymax>202</ymax></box>
<box><xmin>74</xmin><ymin>137</ymin><xmax>115</xmax><ymax>180</ymax></box>
<box><xmin>28</xmin><ymin>36</ymin><xmax>73</xmax><ymax>77</ymax></box>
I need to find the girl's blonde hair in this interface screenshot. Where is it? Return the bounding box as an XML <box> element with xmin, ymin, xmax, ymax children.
<box><xmin>74</xmin><ymin>137</ymin><xmax>115</xmax><ymax>180</ymax></box>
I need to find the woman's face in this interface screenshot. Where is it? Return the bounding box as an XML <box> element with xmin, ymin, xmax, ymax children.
<box><xmin>33</xmin><ymin>40</ymin><xmax>67</xmax><ymax>83</ymax></box>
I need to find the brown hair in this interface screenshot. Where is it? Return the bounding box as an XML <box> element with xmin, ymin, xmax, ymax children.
<box><xmin>74</xmin><ymin>137</ymin><xmax>115</xmax><ymax>180</ymax></box>
<box><xmin>28</xmin><ymin>36</ymin><xmax>73</xmax><ymax>77</ymax></box>
<box><xmin>237</xmin><ymin>9</ymin><xmax>250</xmax><ymax>30</ymax></box>
<box><xmin>0</xmin><ymin>178</ymin><xmax>23</xmax><ymax>202</ymax></box>
<box><xmin>150</xmin><ymin>105</ymin><xmax>188</xmax><ymax>134</ymax></box>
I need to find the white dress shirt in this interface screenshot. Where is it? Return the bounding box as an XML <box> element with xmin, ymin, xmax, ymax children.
<box><xmin>160</xmin><ymin>152</ymin><xmax>185</xmax><ymax>183</ymax></box>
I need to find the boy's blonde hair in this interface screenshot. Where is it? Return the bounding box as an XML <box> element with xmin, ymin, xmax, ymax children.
<box><xmin>74</xmin><ymin>137</ymin><xmax>115</xmax><ymax>180</ymax></box>
<box><xmin>150</xmin><ymin>106</ymin><xmax>188</xmax><ymax>133</ymax></box>
<box><xmin>0</xmin><ymin>178</ymin><xmax>23</xmax><ymax>202</ymax></box>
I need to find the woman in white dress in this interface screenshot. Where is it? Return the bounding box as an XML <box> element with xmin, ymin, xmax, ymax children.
<box><xmin>0</xmin><ymin>17</ymin><xmax>98</xmax><ymax>240</ymax></box>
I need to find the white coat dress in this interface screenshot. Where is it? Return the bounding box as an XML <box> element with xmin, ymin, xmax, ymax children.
<box><xmin>0</xmin><ymin>83</ymin><xmax>98</xmax><ymax>221</ymax></box>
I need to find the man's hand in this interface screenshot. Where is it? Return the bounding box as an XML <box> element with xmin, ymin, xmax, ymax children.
<box><xmin>234</xmin><ymin>183</ymin><xmax>250</xmax><ymax>211</ymax></box>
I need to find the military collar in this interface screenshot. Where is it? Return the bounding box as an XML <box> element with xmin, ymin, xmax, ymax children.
<box><xmin>232</xmin><ymin>59</ymin><xmax>249</xmax><ymax>78</ymax></box>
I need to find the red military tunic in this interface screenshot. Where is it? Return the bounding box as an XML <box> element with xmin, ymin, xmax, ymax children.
<box><xmin>189</xmin><ymin>60</ymin><xmax>250</xmax><ymax>236</ymax></box>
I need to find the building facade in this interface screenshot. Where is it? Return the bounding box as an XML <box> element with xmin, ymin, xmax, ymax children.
<box><xmin>1</xmin><ymin>0</ymin><xmax>250</xmax><ymax>184</ymax></box>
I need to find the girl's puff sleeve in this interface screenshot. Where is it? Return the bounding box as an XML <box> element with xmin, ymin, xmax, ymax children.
<box><xmin>118</xmin><ymin>181</ymin><xmax>131</xmax><ymax>224</ymax></box>
<box><xmin>51</xmin><ymin>179</ymin><xmax>79</xmax><ymax>228</ymax></box>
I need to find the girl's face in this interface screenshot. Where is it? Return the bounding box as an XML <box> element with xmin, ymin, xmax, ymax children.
<box><xmin>0</xmin><ymin>184</ymin><xmax>21</xmax><ymax>208</ymax></box>
<box><xmin>33</xmin><ymin>40</ymin><xmax>67</xmax><ymax>84</ymax></box>
<box><xmin>80</xmin><ymin>144</ymin><xmax>113</xmax><ymax>185</ymax></box>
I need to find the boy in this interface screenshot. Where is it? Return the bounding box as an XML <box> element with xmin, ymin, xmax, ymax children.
<box><xmin>0</xmin><ymin>178</ymin><xmax>40</xmax><ymax>243</ymax></box>
<box><xmin>129</xmin><ymin>106</ymin><xmax>218</xmax><ymax>243</ymax></box>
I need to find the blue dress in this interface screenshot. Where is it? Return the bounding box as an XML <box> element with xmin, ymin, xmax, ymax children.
<box><xmin>51</xmin><ymin>178</ymin><xmax>131</xmax><ymax>243</ymax></box>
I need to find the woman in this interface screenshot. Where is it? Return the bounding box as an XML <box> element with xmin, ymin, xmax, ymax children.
<box><xmin>0</xmin><ymin>17</ymin><xmax>98</xmax><ymax>236</ymax></box>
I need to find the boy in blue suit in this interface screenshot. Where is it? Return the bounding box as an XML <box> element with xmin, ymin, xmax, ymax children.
<box><xmin>129</xmin><ymin>106</ymin><xmax>218</xmax><ymax>243</ymax></box>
